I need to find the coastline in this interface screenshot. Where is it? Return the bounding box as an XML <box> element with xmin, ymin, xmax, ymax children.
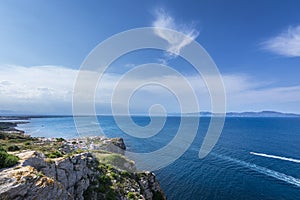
<box><xmin>0</xmin><ymin>121</ymin><xmax>28</xmax><ymax>134</ymax></box>
<box><xmin>0</xmin><ymin>120</ymin><xmax>166</xmax><ymax>200</ymax></box>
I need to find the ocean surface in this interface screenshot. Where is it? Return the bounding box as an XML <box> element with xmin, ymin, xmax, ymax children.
<box><xmin>17</xmin><ymin>116</ymin><xmax>300</xmax><ymax>200</ymax></box>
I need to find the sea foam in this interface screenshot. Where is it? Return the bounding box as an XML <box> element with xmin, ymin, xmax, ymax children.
<box><xmin>250</xmin><ymin>152</ymin><xmax>300</xmax><ymax>163</ymax></box>
<box><xmin>213</xmin><ymin>153</ymin><xmax>300</xmax><ymax>187</ymax></box>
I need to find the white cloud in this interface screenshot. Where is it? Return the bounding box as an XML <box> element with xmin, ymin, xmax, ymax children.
<box><xmin>0</xmin><ymin>65</ymin><xmax>76</xmax><ymax>100</ymax></box>
<box><xmin>152</xmin><ymin>9</ymin><xmax>199</xmax><ymax>58</ymax></box>
<box><xmin>262</xmin><ymin>25</ymin><xmax>300</xmax><ymax>57</ymax></box>
<box><xmin>0</xmin><ymin>65</ymin><xmax>77</xmax><ymax>114</ymax></box>
<box><xmin>0</xmin><ymin>65</ymin><xmax>300</xmax><ymax>114</ymax></box>
<box><xmin>97</xmin><ymin>71</ymin><xmax>300</xmax><ymax>114</ymax></box>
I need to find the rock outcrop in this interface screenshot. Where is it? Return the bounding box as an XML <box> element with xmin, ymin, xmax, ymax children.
<box><xmin>0</xmin><ymin>143</ymin><xmax>165</xmax><ymax>200</ymax></box>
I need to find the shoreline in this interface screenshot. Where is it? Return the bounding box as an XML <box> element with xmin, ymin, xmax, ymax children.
<box><xmin>0</xmin><ymin>121</ymin><xmax>28</xmax><ymax>135</ymax></box>
<box><xmin>0</xmin><ymin>120</ymin><xmax>166</xmax><ymax>200</ymax></box>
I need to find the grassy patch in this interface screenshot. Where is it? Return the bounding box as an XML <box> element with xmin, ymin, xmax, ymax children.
<box><xmin>0</xmin><ymin>132</ymin><xmax>67</xmax><ymax>159</ymax></box>
<box><xmin>46</xmin><ymin>150</ymin><xmax>63</xmax><ymax>158</ymax></box>
<box><xmin>95</xmin><ymin>153</ymin><xmax>135</xmax><ymax>171</ymax></box>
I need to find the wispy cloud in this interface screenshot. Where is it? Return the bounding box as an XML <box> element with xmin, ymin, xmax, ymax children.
<box><xmin>152</xmin><ymin>9</ymin><xmax>199</xmax><ymax>60</ymax></box>
<box><xmin>0</xmin><ymin>65</ymin><xmax>76</xmax><ymax>100</ymax></box>
<box><xmin>1</xmin><ymin>65</ymin><xmax>300</xmax><ymax>114</ymax></box>
<box><xmin>0</xmin><ymin>65</ymin><xmax>77</xmax><ymax>114</ymax></box>
<box><xmin>262</xmin><ymin>25</ymin><xmax>300</xmax><ymax>57</ymax></box>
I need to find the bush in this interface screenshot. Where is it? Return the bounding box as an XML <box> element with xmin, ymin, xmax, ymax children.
<box><xmin>47</xmin><ymin>150</ymin><xmax>63</xmax><ymax>158</ymax></box>
<box><xmin>5</xmin><ymin>155</ymin><xmax>19</xmax><ymax>167</ymax></box>
<box><xmin>7</xmin><ymin>145</ymin><xmax>20</xmax><ymax>151</ymax></box>
<box><xmin>56</xmin><ymin>138</ymin><xmax>65</xmax><ymax>142</ymax></box>
<box><xmin>0</xmin><ymin>151</ymin><xmax>7</xmax><ymax>162</ymax></box>
<box><xmin>0</xmin><ymin>132</ymin><xmax>6</xmax><ymax>139</ymax></box>
<box><xmin>127</xmin><ymin>192</ymin><xmax>135</xmax><ymax>199</ymax></box>
<box><xmin>24</xmin><ymin>141</ymin><xmax>31</xmax><ymax>145</ymax></box>
<box><xmin>98</xmin><ymin>175</ymin><xmax>110</xmax><ymax>184</ymax></box>
<box><xmin>106</xmin><ymin>190</ymin><xmax>116</xmax><ymax>200</ymax></box>
<box><xmin>110</xmin><ymin>171</ymin><xmax>118</xmax><ymax>179</ymax></box>
<box><xmin>121</xmin><ymin>171</ymin><xmax>130</xmax><ymax>177</ymax></box>
<box><xmin>0</xmin><ymin>150</ymin><xmax>19</xmax><ymax>168</ymax></box>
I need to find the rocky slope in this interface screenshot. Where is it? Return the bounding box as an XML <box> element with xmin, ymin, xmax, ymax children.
<box><xmin>0</xmin><ymin>133</ymin><xmax>166</xmax><ymax>200</ymax></box>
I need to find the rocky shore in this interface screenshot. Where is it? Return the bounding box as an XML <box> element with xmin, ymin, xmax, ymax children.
<box><xmin>0</xmin><ymin>121</ymin><xmax>27</xmax><ymax>134</ymax></box>
<box><xmin>0</xmin><ymin>122</ymin><xmax>166</xmax><ymax>200</ymax></box>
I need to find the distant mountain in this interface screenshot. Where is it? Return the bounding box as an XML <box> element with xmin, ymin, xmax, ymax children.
<box><xmin>182</xmin><ymin>111</ymin><xmax>300</xmax><ymax>117</ymax></box>
<box><xmin>1</xmin><ymin>110</ymin><xmax>299</xmax><ymax>118</ymax></box>
<box><xmin>226</xmin><ymin>111</ymin><xmax>300</xmax><ymax>117</ymax></box>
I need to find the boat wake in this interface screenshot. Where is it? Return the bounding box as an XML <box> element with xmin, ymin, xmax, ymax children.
<box><xmin>250</xmin><ymin>152</ymin><xmax>300</xmax><ymax>163</ymax></box>
<box><xmin>213</xmin><ymin>153</ymin><xmax>300</xmax><ymax>187</ymax></box>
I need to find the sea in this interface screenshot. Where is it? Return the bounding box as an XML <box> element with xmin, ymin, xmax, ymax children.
<box><xmin>16</xmin><ymin>116</ymin><xmax>300</xmax><ymax>200</ymax></box>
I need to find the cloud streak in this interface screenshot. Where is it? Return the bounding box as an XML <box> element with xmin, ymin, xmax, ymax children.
<box><xmin>0</xmin><ymin>65</ymin><xmax>77</xmax><ymax>114</ymax></box>
<box><xmin>262</xmin><ymin>25</ymin><xmax>300</xmax><ymax>57</ymax></box>
<box><xmin>152</xmin><ymin>9</ymin><xmax>199</xmax><ymax>58</ymax></box>
<box><xmin>1</xmin><ymin>65</ymin><xmax>300</xmax><ymax>114</ymax></box>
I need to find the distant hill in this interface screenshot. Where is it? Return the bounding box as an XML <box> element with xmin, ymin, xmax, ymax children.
<box><xmin>225</xmin><ymin>111</ymin><xmax>300</xmax><ymax>117</ymax></box>
<box><xmin>1</xmin><ymin>110</ymin><xmax>299</xmax><ymax>118</ymax></box>
<box><xmin>182</xmin><ymin>111</ymin><xmax>300</xmax><ymax>117</ymax></box>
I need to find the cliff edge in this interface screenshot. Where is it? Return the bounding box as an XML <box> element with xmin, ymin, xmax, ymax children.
<box><xmin>0</xmin><ymin>130</ymin><xmax>166</xmax><ymax>200</ymax></box>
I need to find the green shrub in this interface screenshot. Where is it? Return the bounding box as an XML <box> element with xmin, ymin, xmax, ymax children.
<box><xmin>106</xmin><ymin>190</ymin><xmax>116</xmax><ymax>200</ymax></box>
<box><xmin>7</xmin><ymin>145</ymin><xmax>20</xmax><ymax>151</ymax></box>
<box><xmin>127</xmin><ymin>192</ymin><xmax>135</xmax><ymax>199</ymax></box>
<box><xmin>0</xmin><ymin>151</ymin><xmax>7</xmax><ymax>163</ymax></box>
<box><xmin>95</xmin><ymin>184</ymin><xmax>107</xmax><ymax>193</ymax></box>
<box><xmin>5</xmin><ymin>155</ymin><xmax>19</xmax><ymax>167</ymax></box>
<box><xmin>47</xmin><ymin>150</ymin><xmax>63</xmax><ymax>158</ymax></box>
<box><xmin>110</xmin><ymin>171</ymin><xmax>118</xmax><ymax>179</ymax></box>
<box><xmin>56</xmin><ymin>138</ymin><xmax>65</xmax><ymax>142</ymax></box>
<box><xmin>24</xmin><ymin>141</ymin><xmax>31</xmax><ymax>145</ymax></box>
<box><xmin>0</xmin><ymin>151</ymin><xmax>19</xmax><ymax>168</ymax></box>
<box><xmin>98</xmin><ymin>175</ymin><xmax>110</xmax><ymax>184</ymax></box>
<box><xmin>121</xmin><ymin>171</ymin><xmax>131</xmax><ymax>177</ymax></box>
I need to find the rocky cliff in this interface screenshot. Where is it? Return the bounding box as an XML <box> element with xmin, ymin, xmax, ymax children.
<box><xmin>0</xmin><ymin>134</ymin><xmax>166</xmax><ymax>200</ymax></box>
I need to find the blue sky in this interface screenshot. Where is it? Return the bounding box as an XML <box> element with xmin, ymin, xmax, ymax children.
<box><xmin>0</xmin><ymin>0</ymin><xmax>300</xmax><ymax>114</ymax></box>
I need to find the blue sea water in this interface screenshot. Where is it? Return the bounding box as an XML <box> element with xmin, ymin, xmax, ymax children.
<box><xmin>17</xmin><ymin>116</ymin><xmax>300</xmax><ymax>200</ymax></box>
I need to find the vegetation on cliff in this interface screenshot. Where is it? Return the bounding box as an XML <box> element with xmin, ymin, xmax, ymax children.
<box><xmin>0</xmin><ymin>122</ymin><xmax>166</xmax><ymax>200</ymax></box>
<box><xmin>0</xmin><ymin>145</ymin><xmax>19</xmax><ymax>168</ymax></box>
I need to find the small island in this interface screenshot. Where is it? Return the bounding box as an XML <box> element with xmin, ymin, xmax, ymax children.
<box><xmin>0</xmin><ymin>121</ymin><xmax>166</xmax><ymax>200</ymax></box>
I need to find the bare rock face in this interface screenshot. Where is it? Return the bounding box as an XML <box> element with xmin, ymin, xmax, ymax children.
<box><xmin>138</xmin><ymin>171</ymin><xmax>165</xmax><ymax>200</ymax></box>
<box><xmin>101</xmin><ymin>138</ymin><xmax>126</xmax><ymax>155</ymax></box>
<box><xmin>0</xmin><ymin>151</ymin><xmax>96</xmax><ymax>200</ymax></box>
<box><xmin>0</xmin><ymin>149</ymin><xmax>166</xmax><ymax>200</ymax></box>
<box><xmin>0</xmin><ymin>166</ymin><xmax>71</xmax><ymax>200</ymax></box>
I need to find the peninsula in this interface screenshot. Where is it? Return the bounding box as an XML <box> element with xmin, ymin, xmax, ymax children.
<box><xmin>0</xmin><ymin>121</ymin><xmax>166</xmax><ymax>200</ymax></box>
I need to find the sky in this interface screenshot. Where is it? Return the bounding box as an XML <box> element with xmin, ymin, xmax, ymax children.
<box><xmin>0</xmin><ymin>0</ymin><xmax>300</xmax><ymax>114</ymax></box>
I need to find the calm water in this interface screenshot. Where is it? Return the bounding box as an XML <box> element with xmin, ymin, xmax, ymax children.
<box><xmin>18</xmin><ymin>116</ymin><xmax>300</xmax><ymax>200</ymax></box>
